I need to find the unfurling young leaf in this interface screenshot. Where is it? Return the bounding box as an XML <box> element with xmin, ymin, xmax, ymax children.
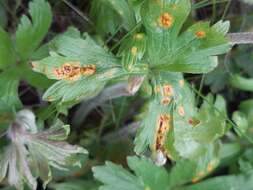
<box><xmin>0</xmin><ymin>109</ymin><xmax>87</xmax><ymax>190</ymax></box>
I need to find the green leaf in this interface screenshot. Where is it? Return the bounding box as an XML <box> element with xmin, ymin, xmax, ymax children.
<box><xmin>92</xmin><ymin>161</ymin><xmax>144</xmax><ymax>190</ymax></box>
<box><xmin>168</xmin><ymin>159</ymin><xmax>197</xmax><ymax>187</ymax></box>
<box><xmin>0</xmin><ymin>27</ymin><xmax>16</xmax><ymax>69</ymax></box>
<box><xmin>229</xmin><ymin>74</ymin><xmax>253</xmax><ymax>92</ymax></box>
<box><xmin>127</xmin><ymin>156</ymin><xmax>170</xmax><ymax>190</ymax></box>
<box><xmin>93</xmin><ymin>156</ymin><xmax>172</xmax><ymax>190</ymax></box>
<box><xmin>90</xmin><ymin>0</ymin><xmax>136</xmax><ymax>35</ymax></box>
<box><xmin>0</xmin><ymin>69</ymin><xmax>22</xmax><ymax>113</ymax></box>
<box><xmin>15</xmin><ymin>0</ymin><xmax>52</xmax><ymax>61</ymax></box>
<box><xmin>182</xmin><ymin>172</ymin><xmax>253</xmax><ymax>190</ymax></box>
<box><xmin>233</xmin><ymin>111</ymin><xmax>249</xmax><ymax>136</ymax></box>
<box><xmin>0</xmin><ymin>3</ymin><xmax>7</xmax><ymax>28</ymax></box>
<box><xmin>50</xmin><ymin>180</ymin><xmax>99</xmax><ymax>190</ymax></box>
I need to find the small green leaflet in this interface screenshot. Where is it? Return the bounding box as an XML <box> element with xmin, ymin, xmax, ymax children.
<box><xmin>0</xmin><ymin>27</ymin><xmax>16</xmax><ymax>69</ymax></box>
<box><xmin>15</xmin><ymin>0</ymin><xmax>52</xmax><ymax>61</ymax></box>
<box><xmin>0</xmin><ymin>110</ymin><xmax>87</xmax><ymax>190</ymax></box>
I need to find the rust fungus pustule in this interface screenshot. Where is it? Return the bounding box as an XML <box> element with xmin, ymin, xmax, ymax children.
<box><xmin>163</xmin><ymin>84</ymin><xmax>173</xmax><ymax>96</ymax></box>
<box><xmin>158</xmin><ymin>12</ymin><xmax>174</xmax><ymax>28</ymax></box>
<box><xmin>155</xmin><ymin>114</ymin><xmax>171</xmax><ymax>151</ymax></box>
<box><xmin>195</xmin><ymin>30</ymin><xmax>206</xmax><ymax>38</ymax></box>
<box><xmin>161</xmin><ymin>97</ymin><xmax>171</xmax><ymax>106</ymax></box>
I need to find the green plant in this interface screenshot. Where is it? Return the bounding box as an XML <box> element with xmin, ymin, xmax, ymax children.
<box><xmin>1</xmin><ymin>0</ymin><xmax>253</xmax><ymax>190</ymax></box>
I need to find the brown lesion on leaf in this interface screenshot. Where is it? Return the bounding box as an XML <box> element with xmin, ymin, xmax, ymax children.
<box><xmin>81</xmin><ymin>64</ymin><xmax>96</xmax><ymax>76</ymax></box>
<box><xmin>195</xmin><ymin>30</ymin><xmax>206</xmax><ymax>38</ymax></box>
<box><xmin>158</xmin><ymin>12</ymin><xmax>174</xmax><ymax>29</ymax></box>
<box><xmin>154</xmin><ymin>114</ymin><xmax>171</xmax><ymax>153</ymax></box>
<box><xmin>188</xmin><ymin>117</ymin><xmax>200</xmax><ymax>127</ymax></box>
<box><xmin>52</xmin><ymin>62</ymin><xmax>96</xmax><ymax>81</ymax></box>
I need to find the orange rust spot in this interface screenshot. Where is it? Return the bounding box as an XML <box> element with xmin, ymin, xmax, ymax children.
<box><xmin>53</xmin><ymin>62</ymin><xmax>83</xmax><ymax>81</ymax></box>
<box><xmin>195</xmin><ymin>30</ymin><xmax>206</xmax><ymax>38</ymax></box>
<box><xmin>53</xmin><ymin>62</ymin><xmax>96</xmax><ymax>81</ymax></box>
<box><xmin>155</xmin><ymin>114</ymin><xmax>171</xmax><ymax>151</ymax></box>
<box><xmin>131</xmin><ymin>46</ymin><xmax>138</xmax><ymax>56</ymax></box>
<box><xmin>81</xmin><ymin>64</ymin><xmax>96</xmax><ymax>76</ymax></box>
<box><xmin>158</xmin><ymin>12</ymin><xmax>174</xmax><ymax>28</ymax></box>
<box><xmin>178</xmin><ymin>106</ymin><xmax>185</xmax><ymax>116</ymax></box>
<box><xmin>161</xmin><ymin>97</ymin><xmax>171</xmax><ymax>106</ymax></box>
<box><xmin>163</xmin><ymin>84</ymin><xmax>173</xmax><ymax>96</ymax></box>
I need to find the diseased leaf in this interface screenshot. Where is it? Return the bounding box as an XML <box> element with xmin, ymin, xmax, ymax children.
<box><xmin>141</xmin><ymin>0</ymin><xmax>230</xmax><ymax>73</ymax></box>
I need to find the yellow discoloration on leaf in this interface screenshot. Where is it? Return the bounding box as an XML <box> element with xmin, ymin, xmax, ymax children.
<box><xmin>197</xmin><ymin>171</ymin><xmax>205</xmax><ymax>177</ymax></box>
<box><xmin>207</xmin><ymin>160</ymin><xmax>217</xmax><ymax>172</ymax></box>
<box><xmin>131</xmin><ymin>46</ymin><xmax>138</xmax><ymax>56</ymax></box>
<box><xmin>154</xmin><ymin>86</ymin><xmax>161</xmax><ymax>94</ymax></box>
<box><xmin>171</xmin><ymin>3</ymin><xmax>177</xmax><ymax>9</ymax></box>
<box><xmin>134</xmin><ymin>33</ymin><xmax>144</xmax><ymax>40</ymax></box>
<box><xmin>195</xmin><ymin>30</ymin><xmax>206</xmax><ymax>38</ymax></box>
<box><xmin>158</xmin><ymin>12</ymin><xmax>174</xmax><ymax>28</ymax></box>
<box><xmin>179</xmin><ymin>79</ymin><xmax>184</xmax><ymax>87</ymax></box>
<box><xmin>192</xmin><ymin>177</ymin><xmax>200</xmax><ymax>183</ymax></box>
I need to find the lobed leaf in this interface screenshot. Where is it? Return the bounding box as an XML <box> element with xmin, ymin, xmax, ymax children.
<box><xmin>15</xmin><ymin>0</ymin><xmax>52</xmax><ymax>60</ymax></box>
